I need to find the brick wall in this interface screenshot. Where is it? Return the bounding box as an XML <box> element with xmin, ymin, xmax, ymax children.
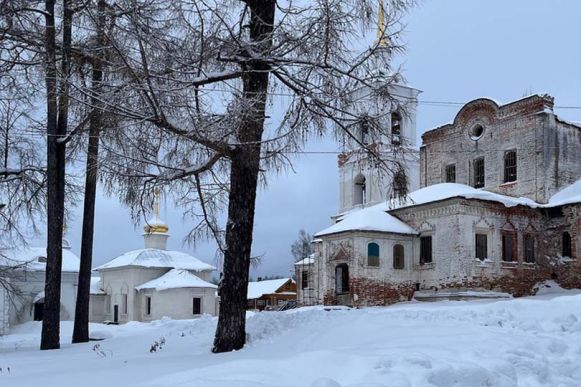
<box><xmin>420</xmin><ymin>95</ymin><xmax>580</xmax><ymax>203</ymax></box>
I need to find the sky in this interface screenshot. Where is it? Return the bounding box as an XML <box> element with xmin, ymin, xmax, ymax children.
<box><xmin>33</xmin><ymin>0</ymin><xmax>581</xmax><ymax>278</ymax></box>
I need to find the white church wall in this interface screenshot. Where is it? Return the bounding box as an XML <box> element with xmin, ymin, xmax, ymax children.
<box><xmin>137</xmin><ymin>287</ymin><xmax>217</xmax><ymax>321</ymax></box>
<box><xmin>89</xmin><ymin>294</ymin><xmax>106</xmax><ymax>323</ymax></box>
<box><xmin>7</xmin><ymin>271</ymin><xmax>78</xmax><ymax>326</ymax></box>
<box><xmin>100</xmin><ymin>267</ymin><xmax>167</xmax><ymax>323</ymax></box>
<box><xmin>315</xmin><ymin>232</ymin><xmax>417</xmax><ymax>305</ymax></box>
<box><xmin>0</xmin><ymin>285</ymin><xmax>8</xmax><ymax>335</ymax></box>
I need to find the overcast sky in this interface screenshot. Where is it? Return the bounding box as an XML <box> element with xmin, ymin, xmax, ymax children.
<box><xmin>33</xmin><ymin>0</ymin><xmax>581</xmax><ymax>278</ymax></box>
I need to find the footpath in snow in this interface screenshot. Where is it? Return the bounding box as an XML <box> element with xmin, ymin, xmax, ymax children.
<box><xmin>1</xmin><ymin>285</ymin><xmax>581</xmax><ymax>387</ymax></box>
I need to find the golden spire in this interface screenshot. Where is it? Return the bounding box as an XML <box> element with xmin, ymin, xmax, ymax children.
<box><xmin>153</xmin><ymin>188</ymin><xmax>160</xmax><ymax>218</ymax></box>
<box><xmin>377</xmin><ymin>0</ymin><xmax>388</xmax><ymax>48</ymax></box>
<box><xmin>144</xmin><ymin>188</ymin><xmax>169</xmax><ymax>234</ymax></box>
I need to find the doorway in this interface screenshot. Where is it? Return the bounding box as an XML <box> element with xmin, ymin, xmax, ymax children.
<box><xmin>113</xmin><ymin>305</ymin><xmax>119</xmax><ymax>323</ymax></box>
<box><xmin>33</xmin><ymin>302</ymin><xmax>44</xmax><ymax>321</ymax></box>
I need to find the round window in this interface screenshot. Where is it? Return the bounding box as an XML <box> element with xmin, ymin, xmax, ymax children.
<box><xmin>470</xmin><ymin>124</ymin><xmax>485</xmax><ymax>140</ymax></box>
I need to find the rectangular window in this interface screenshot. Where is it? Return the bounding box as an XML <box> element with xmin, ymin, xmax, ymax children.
<box><xmin>504</xmin><ymin>150</ymin><xmax>517</xmax><ymax>183</ymax></box>
<box><xmin>122</xmin><ymin>294</ymin><xmax>128</xmax><ymax>314</ymax></box>
<box><xmin>473</xmin><ymin>158</ymin><xmax>485</xmax><ymax>188</ymax></box>
<box><xmin>524</xmin><ymin>234</ymin><xmax>535</xmax><ymax>263</ymax></box>
<box><xmin>420</xmin><ymin>236</ymin><xmax>433</xmax><ymax>264</ymax></box>
<box><xmin>301</xmin><ymin>270</ymin><xmax>309</xmax><ymax>289</ymax></box>
<box><xmin>475</xmin><ymin>233</ymin><xmax>488</xmax><ymax>260</ymax></box>
<box><xmin>502</xmin><ymin>232</ymin><xmax>516</xmax><ymax>262</ymax></box>
<box><xmin>105</xmin><ymin>295</ymin><xmax>111</xmax><ymax>314</ymax></box>
<box><xmin>146</xmin><ymin>296</ymin><xmax>151</xmax><ymax>315</ymax></box>
<box><xmin>192</xmin><ymin>297</ymin><xmax>201</xmax><ymax>315</ymax></box>
<box><xmin>445</xmin><ymin>164</ymin><xmax>456</xmax><ymax>183</ymax></box>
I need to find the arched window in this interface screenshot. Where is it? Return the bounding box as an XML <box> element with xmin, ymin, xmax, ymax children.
<box><xmin>391</xmin><ymin>112</ymin><xmax>402</xmax><ymax>145</ymax></box>
<box><xmin>354</xmin><ymin>175</ymin><xmax>366</xmax><ymax>206</ymax></box>
<box><xmin>367</xmin><ymin>242</ymin><xmax>380</xmax><ymax>267</ymax></box>
<box><xmin>392</xmin><ymin>169</ymin><xmax>407</xmax><ymax>198</ymax></box>
<box><xmin>335</xmin><ymin>263</ymin><xmax>349</xmax><ymax>294</ymax></box>
<box><xmin>393</xmin><ymin>244</ymin><xmax>404</xmax><ymax>269</ymax></box>
<box><xmin>563</xmin><ymin>232</ymin><xmax>572</xmax><ymax>257</ymax></box>
<box><xmin>360</xmin><ymin>117</ymin><xmax>370</xmax><ymax>145</ymax></box>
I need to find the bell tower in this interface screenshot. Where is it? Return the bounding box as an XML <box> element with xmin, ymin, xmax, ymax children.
<box><xmin>336</xmin><ymin>1</ymin><xmax>421</xmax><ymax>215</ymax></box>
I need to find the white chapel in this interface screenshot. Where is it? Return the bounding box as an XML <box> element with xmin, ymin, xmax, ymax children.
<box><xmin>89</xmin><ymin>197</ymin><xmax>218</xmax><ymax>323</ymax></box>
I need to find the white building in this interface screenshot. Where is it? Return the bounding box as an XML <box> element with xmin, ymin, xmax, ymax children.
<box><xmin>0</xmin><ymin>240</ymin><xmax>80</xmax><ymax>335</ymax></box>
<box><xmin>89</xmin><ymin>208</ymin><xmax>218</xmax><ymax>323</ymax></box>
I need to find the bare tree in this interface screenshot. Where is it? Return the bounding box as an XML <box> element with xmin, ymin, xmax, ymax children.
<box><xmin>86</xmin><ymin>0</ymin><xmax>414</xmax><ymax>353</ymax></box>
<box><xmin>39</xmin><ymin>0</ymin><xmax>75</xmax><ymax>350</ymax></box>
<box><xmin>291</xmin><ymin>229</ymin><xmax>313</xmax><ymax>262</ymax></box>
<box><xmin>72</xmin><ymin>0</ymin><xmax>108</xmax><ymax>345</ymax></box>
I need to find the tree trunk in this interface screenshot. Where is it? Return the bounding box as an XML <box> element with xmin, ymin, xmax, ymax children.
<box><xmin>41</xmin><ymin>0</ymin><xmax>71</xmax><ymax>350</ymax></box>
<box><xmin>212</xmin><ymin>0</ymin><xmax>275</xmax><ymax>354</ymax></box>
<box><xmin>72</xmin><ymin>0</ymin><xmax>105</xmax><ymax>344</ymax></box>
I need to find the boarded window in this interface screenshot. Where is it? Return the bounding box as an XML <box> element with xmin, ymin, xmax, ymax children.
<box><xmin>524</xmin><ymin>234</ymin><xmax>535</xmax><ymax>263</ymax></box>
<box><xmin>192</xmin><ymin>297</ymin><xmax>201</xmax><ymax>315</ymax></box>
<box><xmin>301</xmin><ymin>270</ymin><xmax>309</xmax><ymax>289</ymax></box>
<box><xmin>504</xmin><ymin>150</ymin><xmax>517</xmax><ymax>183</ymax></box>
<box><xmin>475</xmin><ymin>234</ymin><xmax>487</xmax><ymax>260</ymax></box>
<box><xmin>445</xmin><ymin>164</ymin><xmax>456</xmax><ymax>183</ymax></box>
<box><xmin>391</xmin><ymin>112</ymin><xmax>402</xmax><ymax>145</ymax></box>
<box><xmin>420</xmin><ymin>236</ymin><xmax>433</xmax><ymax>264</ymax></box>
<box><xmin>393</xmin><ymin>244</ymin><xmax>405</xmax><ymax>269</ymax></box>
<box><xmin>502</xmin><ymin>232</ymin><xmax>516</xmax><ymax>262</ymax></box>
<box><xmin>146</xmin><ymin>296</ymin><xmax>151</xmax><ymax>315</ymax></box>
<box><xmin>367</xmin><ymin>243</ymin><xmax>380</xmax><ymax>267</ymax></box>
<box><xmin>562</xmin><ymin>232</ymin><xmax>572</xmax><ymax>257</ymax></box>
<box><xmin>473</xmin><ymin>157</ymin><xmax>485</xmax><ymax>188</ymax></box>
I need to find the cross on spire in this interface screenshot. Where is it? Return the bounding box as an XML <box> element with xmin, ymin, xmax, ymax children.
<box><xmin>377</xmin><ymin>1</ymin><xmax>388</xmax><ymax>48</ymax></box>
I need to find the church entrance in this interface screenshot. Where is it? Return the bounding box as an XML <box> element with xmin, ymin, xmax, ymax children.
<box><xmin>33</xmin><ymin>302</ymin><xmax>44</xmax><ymax>321</ymax></box>
<box><xmin>335</xmin><ymin>263</ymin><xmax>351</xmax><ymax>305</ymax></box>
<box><xmin>113</xmin><ymin>305</ymin><xmax>119</xmax><ymax>323</ymax></box>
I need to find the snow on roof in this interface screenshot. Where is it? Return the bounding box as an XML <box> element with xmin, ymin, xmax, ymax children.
<box><xmin>315</xmin><ymin>181</ymin><xmax>581</xmax><ymax>238</ymax></box>
<box><xmin>0</xmin><ymin>246</ymin><xmax>80</xmax><ymax>272</ymax></box>
<box><xmin>33</xmin><ymin>291</ymin><xmax>44</xmax><ymax>303</ymax></box>
<box><xmin>547</xmin><ymin>180</ymin><xmax>581</xmax><ymax>207</ymax></box>
<box><xmin>135</xmin><ymin>269</ymin><xmax>217</xmax><ymax>292</ymax></box>
<box><xmin>314</xmin><ymin>205</ymin><xmax>417</xmax><ymax>237</ymax></box>
<box><xmin>294</xmin><ymin>254</ymin><xmax>315</xmax><ymax>266</ymax></box>
<box><xmin>247</xmin><ymin>278</ymin><xmax>294</xmax><ymax>299</ymax></box>
<box><xmin>95</xmin><ymin>249</ymin><xmax>215</xmax><ymax>272</ymax></box>
<box><xmin>391</xmin><ymin>183</ymin><xmax>539</xmax><ymax>210</ymax></box>
<box><xmin>90</xmin><ymin>277</ymin><xmax>105</xmax><ymax>295</ymax></box>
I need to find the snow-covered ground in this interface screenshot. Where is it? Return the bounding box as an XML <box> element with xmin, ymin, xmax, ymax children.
<box><xmin>2</xmin><ymin>286</ymin><xmax>581</xmax><ymax>387</ymax></box>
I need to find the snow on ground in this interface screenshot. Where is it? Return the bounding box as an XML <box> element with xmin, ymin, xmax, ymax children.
<box><xmin>2</xmin><ymin>290</ymin><xmax>581</xmax><ymax>387</ymax></box>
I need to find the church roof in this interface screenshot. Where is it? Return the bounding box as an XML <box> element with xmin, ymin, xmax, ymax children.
<box><xmin>315</xmin><ymin>182</ymin><xmax>581</xmax><ymax>238</ymax></box>
<box><xmin>247</xmin><ymin>278</ymin><xmax>295</xmax><ymax>299</ymax></box>
<box><xmin>95</xmin><ymin>249</ymin><xmax>215</xmax><ymax>272</ymax></box>
<box><xmin>135</xmin><ymin>269</ymin><xmax>217</xmax><ymax>291</ymax></box>
<box><xmin>546</xmin><ymin>179</ymin><xmax>581</xmax><ymax>207</ymax></box>
<box><xmin>314</xmin><ymin>205</ymin><xmax>417</xmax><ymax>237</ymax></box>
<box><xmin>388</xmin><ymin>183</ymin><xmax>539</xmax><ymax>211</ymax></box>
<box><xmin>294</xmin><ymin>254</ymin><xmax>315</xmax><ymax>266</ymax></box>
<box><xmin>0</xmin><ymin>246</ymin><xmax>80</xmax><ymax>272</ymax></box>
<box><xmin>90</xmin><ymin>277</ymin><xmax>105</xmax><ymax>295</ymax></box>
